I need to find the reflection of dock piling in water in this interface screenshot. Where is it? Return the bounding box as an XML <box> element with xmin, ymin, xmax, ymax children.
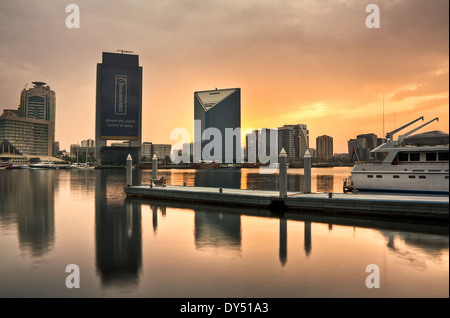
<box><xmin>124</xmin><ymin>152</ymin><xmax>449</xmax><ymax>223</ymax></box>
<box><xmin>124</xmin><ymin>185</ymin><xmax>448</xmax><ymax>222</ymax></box>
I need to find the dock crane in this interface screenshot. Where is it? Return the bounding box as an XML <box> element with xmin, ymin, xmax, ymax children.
<box><xmin>385</xmin><ymin>116</ymin><xmax>424</xmax><ymax>143</ymax></box>
<box><xmin>398</xmin><ymin>117</ymin><xmax>439</xmax><ymax>143</ymax></box>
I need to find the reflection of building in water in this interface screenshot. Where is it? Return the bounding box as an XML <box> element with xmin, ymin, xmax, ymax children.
<box><xmin>304</xmin><ymin>222</ymin><xmax>311</xmax><ymax>257</ymax></box>
<box><xmin>95</xmin><ymin>170</ymin><xmax>142</xmax><ymax>287</ymax></box>
<box><xmin>0</xmin><ymin>170</ymin><xmax>55</xmax><ymax>257</ymax></box>
<box><xmin>316</xmin><ymin>175</ymin><xmax>333</xmax><ymax>193</ymax></box>
<box><xmin>195</xmin><ymin>170</ymin><xmax>241</xmax><ymax>189</ymax></box>
<box><xmin>69</xmin><ymin>168</ymin><xmax>96</xmax><ymax>195</ymax></box>
<box><xmin>245</xmin><ymin>172</ymin><xmax>302</xmax><ymax>192</ymax></box>
<box><xmin>279</xmin><ymin>218</ymin><xmax>287</xmax><ymax>267</ymax></box>
<box><xmin>170</xmin><ymin>170</ymin><xmax>196</xmax><ymax>187</ymax></box>
<box><xmin>194</xmin><ymin>209</ymin><xmax>242</xmax><ymax>252</ymax></box>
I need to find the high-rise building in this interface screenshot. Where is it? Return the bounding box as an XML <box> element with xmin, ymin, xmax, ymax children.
<box><xmin>278</xmin><ymin>124</ymin><xmax>309</xmax><ymax>162</ymax></box>
<box><xmin>0</xmin><ymin>109</ymin><xmax>52</xmax><ymax>156</ymax></box>
<box><xmin>245</xmin><ymin>130</ymin><xmax>258</xmax><ymax>161</ymax></box>
<box><xmin>18</xmin><ymin>81</ymin><xmax>56</xmax><ymax>154</ymax></box>
<box><xmin>81</xmin><ymin>139</ymin><xmax>95</xmax><ymax>148</ymax></box>
<box><xmin>95</xmin><ymin>52</ymin><xmax>143</xmax><ymax>165</ymax></box>
<box><xmin>316</xmin><ymin>135</ymin><xmax>333</xmax><ymax>160</ymax></box>
<box><xmin>297</xmin><ymin>124</ymin><xmax>309</xmax><ymax>159</ymax></box>
<box><xmin>278</xmin><ymin>126</ymin><xmax>295</xmax><ymax>159</ymax></box>
<box><xmin>194</xmin><ymin>88</ymin><xmax>241</xmax><ymax>163</ymax></box>
<box><xmin>348</xmin><ymin>136</ymin><xmax>371</xmax><ymax>161</ymax></box>
<box><xmin>357</xmin><ymin>133</ymin><xmax>377</xmax><ymax>151</ymax></box>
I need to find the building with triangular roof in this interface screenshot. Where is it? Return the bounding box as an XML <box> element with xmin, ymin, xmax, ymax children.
<box><xmin>194</xmin><ymin>88</ymin><xmax>241</xmax><ymax>163</ymax></box>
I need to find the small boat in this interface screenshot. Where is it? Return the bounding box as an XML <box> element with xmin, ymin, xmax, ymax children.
<box><xmin>29</xmin><ymin>161</ymin><xmax>57</xmax><ymax>169</ymax></box>
<box><xmin>70</xmin><ymin>163</ymin><xmax>88</xmax><ymax>169</ymax></box>
<box><xmin>0</xmin><ymin>161</ymin><xmax>13</xmax><ymax>170</ymax></box>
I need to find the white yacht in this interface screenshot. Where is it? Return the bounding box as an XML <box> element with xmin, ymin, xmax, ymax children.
<box><xmin>346</xmin><ymin>117</ymin><xmax>449</xmax><ymax>194</ymax></box>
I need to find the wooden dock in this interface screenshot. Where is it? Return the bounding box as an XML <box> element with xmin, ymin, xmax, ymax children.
<box><xmin>124</xmin><ymin>185</ymin><xmax>449</xmax><ymax>223</ymax></box>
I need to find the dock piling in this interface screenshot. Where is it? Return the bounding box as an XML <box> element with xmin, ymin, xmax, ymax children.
<box><xmin>126</xmin><ymin>154</ymin><xmax>132</xmax><ymax>186</ymax></box>
<box><xmin>304</xmin><ymin>149</ymin><xmax>311</xmax><ymax>193</ymax></box>
<box><xmin>152</xmin><ymin>154</ymin><xmax>158</xmax><ymax>181</ymax></box>
<box><xmin>279</xmin><ymin>148</ymin><xmax>287</xmax><ymax>198</ymax></box>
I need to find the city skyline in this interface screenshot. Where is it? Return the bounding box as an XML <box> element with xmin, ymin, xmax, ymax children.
<box><xmin>0</xmin><ymin>0</ymin><xmax>448</xmax><ymax>154</ymax></box>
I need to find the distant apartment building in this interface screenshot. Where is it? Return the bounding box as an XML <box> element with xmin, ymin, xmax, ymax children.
<box><xmin>70</xmin><ymin>140</ymin><xmax>95</xmax><ymax>160</ymax></box>
<box><xmin>81</xmin><ymin>139</ymin><xmax>95</xmax><ymax>148</ymax></box>
<box><xmin>152</xmin><ymin>144</ymin><xmax>172</xmax><ymax>161</ymax></box>
<box><xmin>278</xmin><ymin>124</ymin><xmax>309</xmax><ymax>162</ymax></box>
<box><xmin>194</xmin><ymin>88</ymin><xmax>241</xmax><ymax>163</ymax></box>
<box><xmin>141</xmin><ymin>142</ymin><xmax>172</xmax><ymax>162</ymax></box>
<box><xmin>316</xmin><ymin>135</ymin><xmax>333</xmax><ymax>160</ymax></box>
<box><xmin>141</xmin><ymin>142</ymin><xmax>152</xmax><ymax>160</ymax></box>
<box><xmin>357</xmin><ymin>134</ymin><xmax>377</xmax><ymax>152</ymax></box>
<box><xmin>19</xmin><ymin>82</ymin><xmax>56</xmax><ymax>154</ymax></box>
<box><xmin>348</xmin><ymin>133</ymin><xmax>381</xmax><ymax>161</ymax></box>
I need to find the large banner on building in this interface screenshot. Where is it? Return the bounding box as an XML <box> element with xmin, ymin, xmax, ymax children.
<box><xmin>100</xmin><ymin>53</ymin><xmax>141</xmax><ymax>139</ymax></box>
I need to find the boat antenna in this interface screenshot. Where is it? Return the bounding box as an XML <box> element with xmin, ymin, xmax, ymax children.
<box><xmin>382</xmin><ymin>94</ymin><xmax>385</xmax><ymax>138</ymax></box>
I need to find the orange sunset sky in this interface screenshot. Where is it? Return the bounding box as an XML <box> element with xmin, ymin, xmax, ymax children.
<box><xmin>0</xmin><ymin>0</ymin><xmax>448</xmax><ymax>154</ymax></box>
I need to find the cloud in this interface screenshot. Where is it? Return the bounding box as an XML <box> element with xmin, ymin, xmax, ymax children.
<box><xmin>0</xmin><ymin>0</ymin><xmax>447</xmax><ymax>152</ymax></box>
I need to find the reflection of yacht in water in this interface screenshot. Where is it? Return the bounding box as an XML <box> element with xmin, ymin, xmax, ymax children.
<box><xmin>346</xmin><ymin>117</ymin><xmax>449</xmax><ymax>194</ymax></box>
<box><xmin>29</xmin><ymin>161</ymin><xmax>57</xmax><ymax>169</ymax></box>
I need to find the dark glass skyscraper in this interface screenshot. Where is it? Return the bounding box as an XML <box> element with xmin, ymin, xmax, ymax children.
<box><xmin>194</xmin><ymin>88</ymin><xmax>241</xmax><ymax>163</ymax></box>
<box><xmin>95</xmin><ymin>52</ymin><xmax>142</xmax><ymax>165</ymax></box>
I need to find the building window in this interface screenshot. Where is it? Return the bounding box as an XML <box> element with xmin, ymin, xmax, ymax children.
<box><xmin>367</xmin><ymin>175</ymin><xmax>373</xmax><ymax>178</ymax></box>
<box><xmin>409</xmin><ymin>175</ymin><xmax>415</xmax><ymax>179</ymax></box>
<box><xmin>445</xmin><ymin>176</ymin><xmax>449</xmax><ymax>180</ymax></box>
<box><xmin>393</xmin><ymin>175</ymin><xmax>400</xmax><ymax>179</ymax></box>
<box><xmin>419</xmin><ymin>176</ymin><xmax>426</xmax><ymax>179</ymax></box>
<box><xmin>376</xmin><ymin>175</ymin><xmax>382</xmax><ymax>178</ymax></box>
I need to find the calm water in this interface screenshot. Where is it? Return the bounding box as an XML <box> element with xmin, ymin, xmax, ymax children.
<box><xmin>0</xmin><ymin>167</ymin><xmax>448</xmax><ymax>298</ymax></box>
